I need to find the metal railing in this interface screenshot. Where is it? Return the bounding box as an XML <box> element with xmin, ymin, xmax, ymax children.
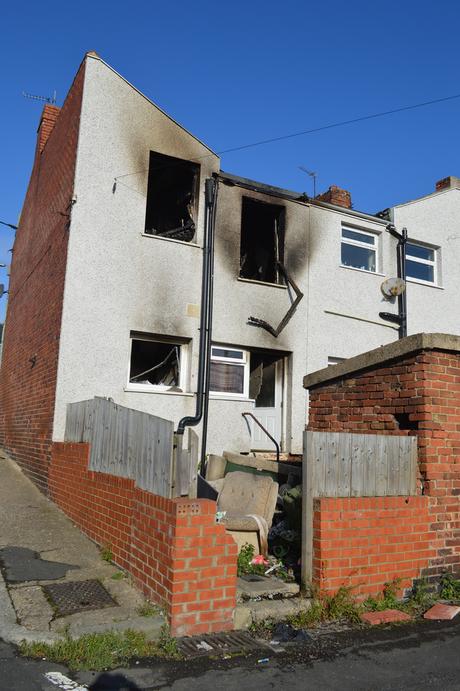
<box><xmin>242</xmin><ymin>412</ymin><xmax>280</xmax><ymax>462</ymax></box>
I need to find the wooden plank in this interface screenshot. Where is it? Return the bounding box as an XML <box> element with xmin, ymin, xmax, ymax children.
<box><xmin>188</xmin><ymin>428</ymin><xmax>199</xmax><ymax>498</ymax></box>
<box><xmin>324</xmin><ymin>432</ymin><xmax>338</xmax><ymax>496</ymax></box>
<box><xmin>375</xmin><ymin>435</ymin><xmax>388</xmax><ymax>496</ymax></box>
<box><xmin>350</xmin><ymin>434</ymin><xmax>364</xmax><ymax>497</ymax></box>
<box><xmin>337</xmin><ymin>432</ymin><xmax>351</xmax><ymax>497</ymax></box>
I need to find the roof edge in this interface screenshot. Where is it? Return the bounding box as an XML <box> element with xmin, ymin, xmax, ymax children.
<box><xmin>303</xmin><ymin>332</ymin><xmax>460</xmax><ymax>389</ymax></box>
<box><xmin>85</xmin><ymin>52</ymin><xmax>219</xmax><ymax>159</ymax></box>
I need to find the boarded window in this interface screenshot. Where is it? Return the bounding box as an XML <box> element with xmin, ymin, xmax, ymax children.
<box><xmin>240</xmin><ymin>198</ymin><xmax>285</xmax><ymax>284</ymax></box>
<box><xmin>144</xmin><ymin>151</ymin><xmax>200</xmax><ymax>242</ymax></box>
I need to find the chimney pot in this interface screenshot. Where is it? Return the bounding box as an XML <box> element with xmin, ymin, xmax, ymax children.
<box><xmin>435</xmin><ymin>176</ymin><xmax>460</xmax><ymax>191</ymax></box>
<box><xmin>36</xmin><ymin>104</ymin><xmax>61</xmax><ymax>154</ymax></box>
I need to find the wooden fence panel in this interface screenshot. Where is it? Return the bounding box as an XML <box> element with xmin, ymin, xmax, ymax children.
<box><xmin>64</xmin><ymin>398</ymin><xmax>179</xmax><ymax>498</ymax></box>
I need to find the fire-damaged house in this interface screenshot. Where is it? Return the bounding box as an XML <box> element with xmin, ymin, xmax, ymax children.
<box><xmin>1</xmin><ymin>50</ymin><xmax>460</xmax><ymax>494</ymax></box>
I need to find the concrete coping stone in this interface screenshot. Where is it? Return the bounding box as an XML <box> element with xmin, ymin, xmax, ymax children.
<box><xmin>303</xmin><ymin>332</ymin><xmax>460</xmax><ymax>390</ymax></box>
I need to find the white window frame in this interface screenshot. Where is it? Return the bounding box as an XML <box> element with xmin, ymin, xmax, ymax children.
<box><xmin>127</xmin><ymin>335</ymin><xmax>189</xmax><ymax>393</ymax></box>
<box><xmin>341</xmin><ymin>226</ymin><xmax>379</xmax><ymax>274</ymax></box>
<box><xmin>405</xmin><ymin>241</ymin><xmax>438</xmax><ymax>286</ymax></box>
<box><xmin>209</xmin><ymin>345</ymin><xmax>250</xmax><ymax>398</ymax></box>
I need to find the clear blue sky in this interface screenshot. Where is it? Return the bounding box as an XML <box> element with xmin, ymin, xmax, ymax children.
<box><xmin>1</xmin><ymin>1</ymin><xmax>459</xmax><ymax>320</ymax></box>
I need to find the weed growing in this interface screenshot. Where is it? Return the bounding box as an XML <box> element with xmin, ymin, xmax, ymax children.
<box><xmin>440</xmin><ymin>574</ymin><xmax>460</xmax><ymax>601</ymax></box>
<box><xmin>100</xmin><ymin>545</ymin><xmax>113</xmax><ymax>563</ymax></box>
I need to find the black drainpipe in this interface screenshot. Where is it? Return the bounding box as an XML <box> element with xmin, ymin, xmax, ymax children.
<box><xmin>176</xmin><ymin>177</ymin><xmax>218</xmax><ymax>436</ymax></box>
<box><xmin>380</xmin><ymin>224</ymin><xmax>408</xmax><ymax>339</ymax></box>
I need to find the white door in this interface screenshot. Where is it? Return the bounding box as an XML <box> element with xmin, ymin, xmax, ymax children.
<box><xmin>250</xmin><ymin>359</ymin><xmax>283</xmax><ymax>451</ymax></box>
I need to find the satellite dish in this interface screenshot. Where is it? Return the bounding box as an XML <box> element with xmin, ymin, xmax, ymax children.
<box><xmin>381</xmin><ymin>277</ymin><xmax>406</xmax><ymax>298</ymax></box>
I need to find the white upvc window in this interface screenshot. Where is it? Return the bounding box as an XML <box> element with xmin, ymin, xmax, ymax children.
<box><xmin>209</xmin><ymin>345</ymin><xmax>250</xmax><ymax>397</ymax></box>
<box><xmin>405</xmin><ymin>242</ymin><xmax>438</xmax><ymax>285</ymax></box>
<box><xmin>128</xmin><ymin>335</ymin><xmax>189</xmax><ymax>392</ymax></box>
<box><xmin>341</xmin><ymin>226</ymin><xmax>378</xmax><ymax>273</ymax></box>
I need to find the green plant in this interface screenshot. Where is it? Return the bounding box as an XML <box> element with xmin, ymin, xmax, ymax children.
<box><xmin>363</xmin><ymin>578</ymin><xmax>403</xmax><ymax>612</ymax></box>
<box><xmin>237</xmin><ymin>544</ymin><xmax>266</xmax><ymax>577</ymax></box>
<box><xmin>407</xmin><ymin>578</ymin><xmax>436</xmax><ymax>612</ymax></box>
<box><xmin>157</xmin><ymin>624</ymin><xmax>181</xmax><ymax>658</ymax></box>
<box><xmin>440</xmin><ymin>574</ymin><xmax>460</xmax><ymax>601</ymax></box>
<box><xmin>19</xmin><ymin>630</ymin><xmax>157</xmax><ymax>671</ymax></box>
<box><xmin>100</xmin><ymin>545</ymin><xmax>113</xmax><ymax>563</ymax></box>
<box><xmin>110</xmin><ymin>571</ymin><xmax>125</xmax><ymax>580</ymax></box>
<box><xmin>137</xmin><ymin>602</ymin><xmax>161</xmax><ymax>617</ymax></box>
<box><xmin>289</xmin><ymin>586</ymin><xmax>361</xmax><ymax>628</ymax></box>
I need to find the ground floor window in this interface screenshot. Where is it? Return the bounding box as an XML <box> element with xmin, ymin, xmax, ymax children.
<box><xmin>128</xmin><ymin>335</ymin><xmax>188</xmax><ymax>392</ymax></box>
<box><xmin>209</xmin><ymin>346</ymin><xmax>249</xmax><ymax>396</ymax></box>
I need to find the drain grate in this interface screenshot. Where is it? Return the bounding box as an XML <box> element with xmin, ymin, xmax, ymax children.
<box><xmin>178</xmin><ymin>630</ymin><xmax>266</xmax><ymax>658</ymax></box>
<box><xmin>43</xmin><ymin>579</ymin><xmax>116</xmax><ymax>616</ymax></box>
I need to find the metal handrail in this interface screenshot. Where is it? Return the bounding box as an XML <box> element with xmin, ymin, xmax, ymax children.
<box><xmin>242</xmin><ymin>412</ymin><xmax>280</xmax><ymax>462</ymax></box>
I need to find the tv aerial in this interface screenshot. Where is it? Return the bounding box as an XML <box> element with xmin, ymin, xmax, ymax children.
<box><xmin>380</xmin><ymin>276</ymin><xmax>406</xmax><ymax>298</ymax></box>
<box><xmin>22</xmin><ymin>90</ymin><xmax>57</xmax><ymax>105</ymax></box>
<box><xmin>299</xmin><ymin>166</ymin><xmax>317</xmax><ymax>198</ymax></box>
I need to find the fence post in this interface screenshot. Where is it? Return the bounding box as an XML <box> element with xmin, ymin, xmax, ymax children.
<box><xmin>301</xmin><ymin>430</ymin><xmax>314</xmax><ymax>591</ymax></box>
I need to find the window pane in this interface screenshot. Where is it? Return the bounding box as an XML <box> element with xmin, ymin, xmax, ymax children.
<box><xmin>342</xmin><ymin>228</ymin><xmax>375</xmax><ymax>245</ymax></box>
<box><xmin>130</xmin><ymin>340</ymin><xmax>180</xmax><ymax>387</ymax></box>
<box><xmin>406</xmin><ymin>259</ymin><xmax>434</xmax><ymax>283</ymax></box>
<box><xmin>210</xmin><ymin>361</ymin><xmax>244</xmax><ymax>394</ymax></box>
<box><xmin>406</xmin><ymin>243</ymin><xmax>434</xmax><ymax>262</ymax></box>
<box><xmin>212</xmin><ymin>347</ymin><xmax>244</xmax><ymax>360</ymax></box>
<box><xmin>341</xmin><ymin>243</ymin><xmax>376</xmax><ymax>272</ymax></box>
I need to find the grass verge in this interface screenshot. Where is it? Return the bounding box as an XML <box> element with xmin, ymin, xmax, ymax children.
<box><xmin>19</xmin><ymin>626</ymin><xmax>181</xmax><ymax>671</ymax></box>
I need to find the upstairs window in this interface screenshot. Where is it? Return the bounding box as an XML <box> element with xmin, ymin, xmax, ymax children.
<box><xmin>144</xmin><ymin>151</ymin><xmax>200</xmax><ymax>242</ymax></box>
<box><xmin>405</xmin><ymin>242</ymin><xmax>437</xmax><ymax>285</ymax></box>
<box><xmin>240</xmin><ymin>198</ymin><xmax>285</xmax><ymax>284</ymax></box>
<box><xmin>341</xmin><ymin>226</ymin><xmax>377</xmax><ymax>273</ymax></box>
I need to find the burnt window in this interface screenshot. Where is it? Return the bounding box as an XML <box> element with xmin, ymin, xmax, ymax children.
<box><xmin>240</xmin><ymin>197</ymin><xmax>285</xmax><ymax>284</ymax></box>
<box><xmin>144</xmin><ymin>151</ymin><xmax>199</xmax><ymax>242</ymax></box>
<box><xmin>128</xmin><ymin>336</ymin><xmax>188</xmax><ymax>392</ymax></box>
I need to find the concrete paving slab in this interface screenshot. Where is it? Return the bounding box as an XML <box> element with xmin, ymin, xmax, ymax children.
<box><xmin>423</xmin><ymin>603</ymin><xmax>460</xmax><ymax>620</ymax></box>
<box><xmin>237</xmin><ymin>575</ymin><xmax>299</xmax><ymax>601</ymax></box>
<box><xmin>9</xmin><ymin>585</ymin><xmax>54</xmax><ymax>631</ymax></box>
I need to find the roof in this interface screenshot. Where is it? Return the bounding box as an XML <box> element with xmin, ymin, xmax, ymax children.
<box><xmin>303</xmin><ymin>332</ymin><xmax>460</xmax><ymax>389</ymax></box>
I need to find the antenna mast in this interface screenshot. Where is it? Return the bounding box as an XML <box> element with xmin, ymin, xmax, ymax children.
<box><xmin>22</xmin><ymin>90</ymin><xmax>57</xmax><ymax>105</ymax></box>
<box><xmin>299</xmin><ymin>166</ymin><xmax>317</xmax><ymax>198</ymax></box>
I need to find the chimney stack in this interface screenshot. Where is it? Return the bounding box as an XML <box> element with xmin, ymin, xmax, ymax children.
<box><xmin>36</xmin><ymin>104</ymin><xmax>61</xmax><ymax>155</ymax></box>
<box><xmin>315</xmin><ymin>184</ymin><xmax>352</xmax><ymax>209</ymax></box>
<box><xmin>435</xmin><ymin>176</ymin><xmax>460</xmax><ymax>192</ymax></box>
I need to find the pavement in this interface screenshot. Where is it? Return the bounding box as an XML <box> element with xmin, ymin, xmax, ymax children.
<box><xmin>0</xmin><ymin>452</ymin><xmax>164</xmax><ymax>645</ymax></box>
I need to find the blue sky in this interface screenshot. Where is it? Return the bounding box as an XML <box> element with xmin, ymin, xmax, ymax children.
<box><xmin>1</xmin><ymin>1</ymin><xmax>459</xmax><ymax>320</ymax></box>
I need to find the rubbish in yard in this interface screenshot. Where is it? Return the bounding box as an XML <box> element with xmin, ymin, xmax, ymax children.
<box><xmin>257</xmin><ymin>658</ymin><xmax>270</xmax><ymax>664</ymax></box>
<box><xmin>196</xmin><ymin>641</ymin><xmax>214</xmax><ymax>652</ymax></box>
<box><xmin>271</xmin><ymin>622</ymin><xmax>312</xmax><ymax>643</ymax></box>
<box><xmin>252</xmin><ymin>554</ymin><xmax>269</xmax><ymax>566</ymax></box>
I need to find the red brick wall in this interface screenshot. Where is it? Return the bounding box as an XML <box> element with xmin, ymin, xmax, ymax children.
<box><xmin>313</xmin><ymin>496</ymin><xmax>435</xmax><ymax>597</ymax></box>
<box><xmin>49</xmin><ymin>442</ymin><xmax>237</xmax><ymax>636</ymax></box>
<box><xmin>0</xmin><ymin>63</ymin><xmax>85</xmax><ymax>492</ymax></box>
<box><xmin>307</xmin><ymin>348</ymin><xmax>460</xmax><ymax>584</ymax></box>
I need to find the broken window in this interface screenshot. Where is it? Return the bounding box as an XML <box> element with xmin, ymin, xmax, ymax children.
<box><xmin>144</xmin><ymin>151</ymin><xmax>200</xmax><ymax>242</ymax></box>
<box><xmin>240</xmin><ymin>197</ymin><xmax>285</xmax><ymax>284</ymax></box>
<box><xmin>128</xmin><ymin>336</ymin><xmax>188</xmax><ymax>391</ymax></box>
<box><xmin>249</xmin><ymin>353</ymin><xmax>280</xmax><ymax>407</ymax></box>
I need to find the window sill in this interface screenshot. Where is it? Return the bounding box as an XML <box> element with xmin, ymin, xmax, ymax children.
<box><xmin>340</xmin><ymin>264</ymin><xmax>385</xmax><ymax>277</ymax></box>
<box><xmin>209</xmin><ymin>394</ymin><xmax>255</xmax><ymax>403</ymax></box>
<box><xmin>141</xmin><ymin>232</ymin><xmax>202</xmax><ymax>249</ymax></box>
<box><xmin>237</xmin><ymin>277</ymin><xmax>287</xmax><ymax>289</ymax></box>
<box><xmin>124</xmin><ymin>386</ymin><xmax>194</xmax><ymax>397</ymax></box>
<box><xmin>406</xmin><ymin>278</ymin><xmax>444</xmax><ymax>290</ymax></box>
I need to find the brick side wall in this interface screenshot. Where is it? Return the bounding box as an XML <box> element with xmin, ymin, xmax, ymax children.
<box><xmin>49</xmin><ymin>442</ymin><xmax>237</xmax><ymax>636</ymax></box>
<box><xmin>307</xmin><ymin>348</ymin><xmax>460</xmax><ymax>585</ymax></box>
<box><xmin>313</xmin><ymin>496</ymin><xmax>435</xmax><ymax>596</ymax></box>
<box><xmin>0</xmin><ymin>64</ymin><xmax>85</xmax><ymax>492</ymax></box>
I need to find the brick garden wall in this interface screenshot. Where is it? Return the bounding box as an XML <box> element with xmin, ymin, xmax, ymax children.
<box><xmin>0</xmin><ymin>63</ymin><xmax>85</xmax><ymax>493</ymax></box>
<box><xmin>307</xmin><ymin>348</ymin><xmax>460</xmax><ymax>590</ymax></box>
<box><xmin>49</xmin><ymin>442</ymin><xmax>237</xmax><ymax>636</ymax></box>
<box><xmin>313</xmin><ymin>496</ymin><xmax>435</xmax><ymax>597</ymax></box>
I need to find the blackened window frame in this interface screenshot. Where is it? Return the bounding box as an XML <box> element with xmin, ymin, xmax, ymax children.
<box><xmin>239</xmin><ymin>196</ymin><xmax>286</xmax><ymax>285</ymax></box>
